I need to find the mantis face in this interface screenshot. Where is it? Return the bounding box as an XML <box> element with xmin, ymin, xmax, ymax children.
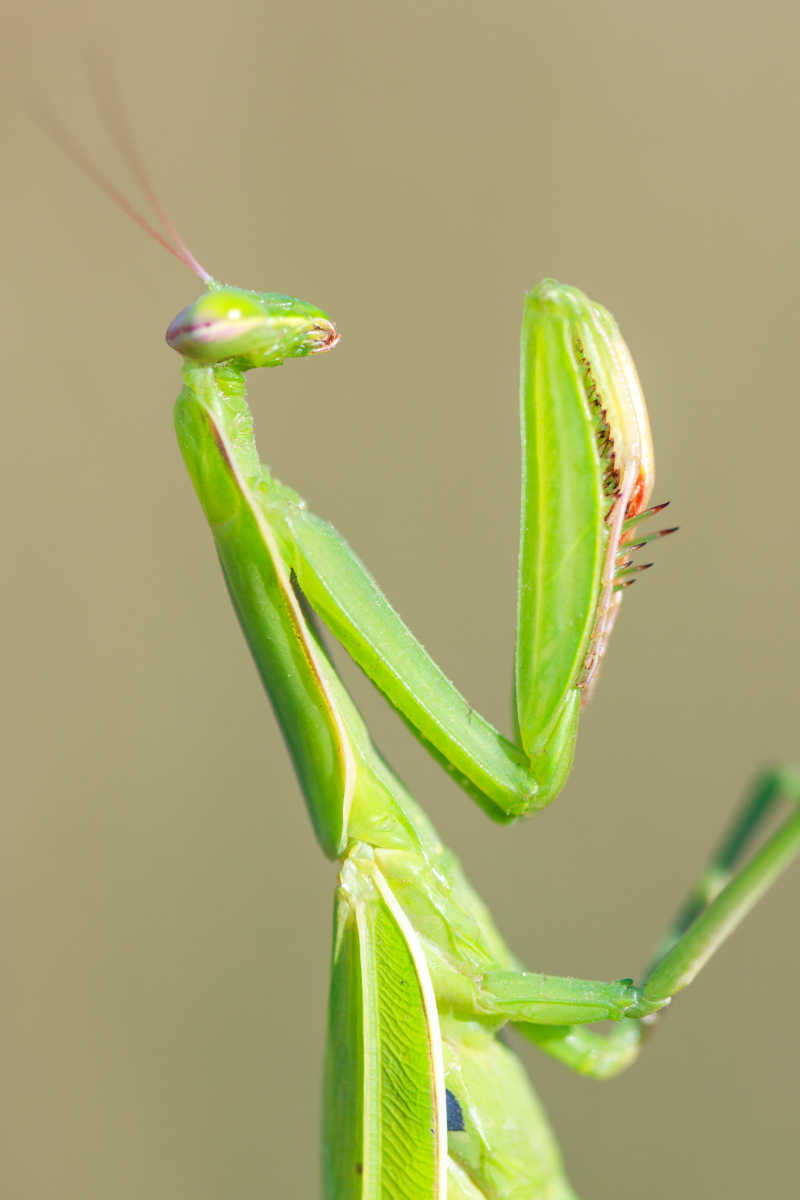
<box><xmin>166</xmin><ymin>283</ymin><xmax>339</xmax><ymax>368</ymax></box>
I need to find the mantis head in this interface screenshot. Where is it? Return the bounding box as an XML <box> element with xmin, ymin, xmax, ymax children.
<box><xmin>166</xmin><ymin>284</ymin><xmax>339</xmax><ymax>369</ymax></box>
<box><xmin>36</xmin><ymin>107</ymin><xmax>340</xmax><ymax>372</ymax></box>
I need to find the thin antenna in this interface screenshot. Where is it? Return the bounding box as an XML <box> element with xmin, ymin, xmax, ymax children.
<box><xmin>34</xmin><ymin>104</ymin><xmax>212</xmax><ymax>283</ymax></box>
<box><xmin>86</xmin><ymin>59</ymin><xmax>213</xmax><ymax>284</ymax></box>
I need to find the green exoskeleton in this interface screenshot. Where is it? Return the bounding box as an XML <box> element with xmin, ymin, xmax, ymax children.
<box><xmin>167</xmin><ymin>276</ymin><xmax>800</xmax><ymax>1199</ymax></box>
<box><xmin>52</xmin><ymin>123</ymin><xmax>800</xmax><ymax>1197</ymax></box>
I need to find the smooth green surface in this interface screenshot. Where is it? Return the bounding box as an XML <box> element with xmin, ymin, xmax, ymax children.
<box><xmin>516</xmin><ymin>284</ymin><xmax>608</xmax><ymax>756</ymax></box>
<box><xmin>276</xmin><ymin>502</ymin><xmax>536</xmax><ymax>820</ymax></box>
<box><xmin>323</xmin><ymin>888</ymin><xmax>366</xmax><ymax>1200</ymax></box>
<box><xmin>174</xmin><ymin>361</ymin><xmax>351</xmax><ymax>858</ymax></box>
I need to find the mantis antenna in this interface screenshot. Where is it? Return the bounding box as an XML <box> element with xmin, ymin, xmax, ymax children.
<box><xmin>83</xmin><ymin>60</ymin><xmax>214</xmax><ymax>284</ymax></box>
<box><xmin>35</xmin><ymin>101</ymin><xmax>213</xmax><ymax>282</ymax></box>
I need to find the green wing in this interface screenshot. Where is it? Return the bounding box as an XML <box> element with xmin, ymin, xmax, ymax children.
<box><xmin>323</xmin><ymin>850</ymin><xmax>446</xmax><ymax>1199</ymax></box>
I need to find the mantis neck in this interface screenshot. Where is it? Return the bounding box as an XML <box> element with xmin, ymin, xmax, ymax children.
<box><xmin>173</xmin><ymin>361</ymin><xmax>441</xmax><ymax>865</ymax></box>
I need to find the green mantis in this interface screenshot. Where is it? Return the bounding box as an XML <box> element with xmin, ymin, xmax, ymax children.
<box><xmin>167</xmin><ymin>275</ymin><xmax>800</xmax><ymax>1199</ymax></box>
<box><xmin>53</xmin><ymin>124</ymin><xmax>800</xmax><ymax>1195</ymax></box>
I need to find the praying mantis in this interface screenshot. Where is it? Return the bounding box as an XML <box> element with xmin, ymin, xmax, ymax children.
<box><xmin>51</xmin><ymin>119</ymin><xmax>800</xmax><ymax>1197</ymax></box>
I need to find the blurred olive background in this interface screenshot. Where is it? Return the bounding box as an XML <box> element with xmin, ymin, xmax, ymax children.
<box><xmin>3</xmin><ymin>2</ymin><xmax>799</xmax><ymax>1197</ymax></box>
